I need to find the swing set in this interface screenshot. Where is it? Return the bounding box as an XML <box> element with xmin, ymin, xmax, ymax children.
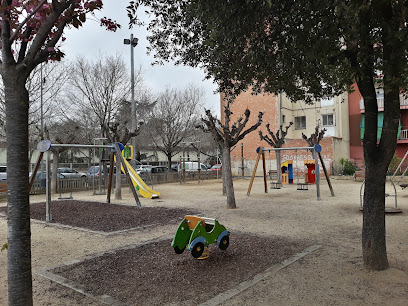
<box><xmin>247</xmin><ymin>145</ymin><xmax>330</xmax><ymax>201</ymax></box>
<box><xmin>30</xmin><ymin>140</ymin><xmax>142</xmax><ymax>222</ymax></box>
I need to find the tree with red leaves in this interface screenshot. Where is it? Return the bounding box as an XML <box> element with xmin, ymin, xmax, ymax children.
<box><xmin>0</xmin><ymin>1</ymin><xmax>119</xmax><ymax>304</ymax></box>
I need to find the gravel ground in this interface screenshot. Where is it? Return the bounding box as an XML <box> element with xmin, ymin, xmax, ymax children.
<box><xmin>0</xmin><ymin>177</ymin><xmax>408</xmax><ymax>305</ymax></box>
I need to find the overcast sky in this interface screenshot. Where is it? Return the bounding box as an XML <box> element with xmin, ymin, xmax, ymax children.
<box><xmin>61</xmin><ymin>2</ymin><xmax>220</xmax><ymax>115</ymax></box>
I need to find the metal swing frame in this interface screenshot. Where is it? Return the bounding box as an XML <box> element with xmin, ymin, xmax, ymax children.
<box><xmin>247</xmin><ymin>146</ymin><xmax>322</xmax><ymax>200</ymax></box>
<box><xmin>30</xmin><ymin>141</ymin><xmax>142</xmax><ymax>222</ymax></box>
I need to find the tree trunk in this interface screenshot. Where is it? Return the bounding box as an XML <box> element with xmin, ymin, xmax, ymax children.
<box><xmin>223</xmin><ymin>145</ymin><xmax>236</xmax><ymax>208</ymax></box>
<box><xmin>358</xmin><ymin>1</ymin><xmax>402</xmax><ymax>271</ymax></box>
<box><xmin>362</xmin><ymin>161</ymin><xmax>389</xmax><ymax>270</ymax></box>
<box><xmin>361</xmin><ymin>84</ymin><xmax>399</xmax><ymax>270</ymax></box>
<box><xmin>115</xmin><ymin>156</ymin><xmax>122</xmax><ymax>199</ymax></box>
<box><xmin>5</xmin><ymin>75</ymin><xmax>33</xmax><ymax>305</ymax></box>
<box><xmin>51</xmin><ymin>151</ymin><xmax>59</xmax><ymax>194</ymax></box>
<box><xmin>219</xmin><ymin>148</ymin><xmax>226</xmax><ymax>195</ymax></box>
<box><xmin>167</xmin><ymin>153</ymin><xmax>172</xmax><ymax>172</ymax></box>
<box><xmin>276</xmin><ymin>150</ymin><xmax>282</xmax><ymax>186</ymax></box>
<box><xmin>360</xmin><ymin>82</ymin><xmax>392</xmax><ymax>271</ymax></box>
<box><xmin>88</xmin><ymin>148</ymin><xmax>92</xmax><ymax>169</ymax></box>
<box><xmin>222</xmin><ymin>170</ymin><xmax>227</xmax><ymax>196</ymax></box>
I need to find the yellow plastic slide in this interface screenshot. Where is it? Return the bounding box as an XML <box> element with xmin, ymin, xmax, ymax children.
<box><xmin>120</xmin><ymin>159</ymin><xmax>160</xmax><ymax>199</ymax></box>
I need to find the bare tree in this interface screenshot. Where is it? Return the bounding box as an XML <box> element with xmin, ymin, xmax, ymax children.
<box><xmin>148</xmin><ymin>85</ymin><xmax>203</xmax><ymax>170</ymax></box>
<box><xmin>66</xmin><ymin>54</ymin><xmax>143</xmax><ymax>199</ymax></box>
<box><xmin>302</xmin><ymin>126</ymin><xmax>326</xmax><ymax>147</ymax></box>
<box><xmin>302</xmin><ymin>126</ymin><xmax>335</xmax><ymax>196</ymax></box>
<box><xmin>0</xmin><ymin>61</ymin><xmax>69</xmax><ymax>145</ymax></box>
<box><xmin>118</xmin><ymin>90</ymin><xmax>156</xmax><ymax>162</ymax></box>
<box><xmin>66</xmin><ymin>54</ymin><xmax>141</xmax><ymax>139</ymax></box>
<box><xmin>198</xmin><ymin>99</ymin><xmax>263</xmax><ymax>209</ymax></box>
<box><xmin>259</xmin><ymin>122</ymin><xmax>293</xmax><ymax>186</ymax></box>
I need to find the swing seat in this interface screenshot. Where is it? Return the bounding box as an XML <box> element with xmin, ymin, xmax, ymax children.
<box><xmin>297</xmin><ymin>183</ymin><xmax>309</xmax><ymax>190</ymax></box>
<box><xmin>270</xmin><ymin>182</ymin><xmax>281</xmax><ymax>189</ymax></box>
<box><xmin>268</xmin><ymin>170</ymin><xmax>278</xmax><ymax>180</ymax></box>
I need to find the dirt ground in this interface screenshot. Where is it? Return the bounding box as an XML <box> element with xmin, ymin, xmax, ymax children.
<box><xmin>1</xmin><ymin>177</ymin><xmax>408</xmax><ymax>305</ymax></box>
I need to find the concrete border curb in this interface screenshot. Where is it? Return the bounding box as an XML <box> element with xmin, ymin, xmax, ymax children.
<box><xmin>200</xmin><ymin>244</ymin><xmax>322</xmax><ymax>306</ymax></box>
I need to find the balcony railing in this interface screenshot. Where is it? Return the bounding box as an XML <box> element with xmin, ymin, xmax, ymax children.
<box><xmin>399</xmin><ymin>129</ymin><xmax>408</xmax><ymax>140</ymax></box>
<box><xmin>360</xmin><ymin>95</ymin><xmax>408</xmax><ymax>110</ymax></box>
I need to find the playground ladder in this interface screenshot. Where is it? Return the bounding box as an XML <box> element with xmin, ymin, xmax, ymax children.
<box><xmin>391</xmin><ymin>150</ymin><xmax>408</xmax><ymax>185</ymax></box>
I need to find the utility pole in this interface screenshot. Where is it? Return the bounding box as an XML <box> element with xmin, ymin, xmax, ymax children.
<box><xmin>124</xmin><ymin>34</ymin><xmax>139</xmax><ymax>160</ymax></box>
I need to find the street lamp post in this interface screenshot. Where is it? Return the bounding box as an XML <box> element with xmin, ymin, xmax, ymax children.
<box><xmin>124</xmin><ymin>34</ymin><xmax>139</xmax><ymax>160</ymax></box>
<box><xmin>40</xmin><ymin>63</ymin><xmax>45</xmax><ymax>180</ymax></box>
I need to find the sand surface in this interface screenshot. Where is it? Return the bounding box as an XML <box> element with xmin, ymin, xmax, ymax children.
<box><xmin>1</xmin><ymin>177</ymin><xmax>408</xmax><ymax>305</ymax></box>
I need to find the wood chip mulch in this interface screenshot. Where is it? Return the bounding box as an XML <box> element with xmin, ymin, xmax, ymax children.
<box><xmin>52</xmin><ymin>234</ymin><xmax>308</xmax><ymax>305</ymax></box>
<box><xmin>0</xmin><ymin>200</ymin><xmax>198</xmax><ymax>232</ymax></box>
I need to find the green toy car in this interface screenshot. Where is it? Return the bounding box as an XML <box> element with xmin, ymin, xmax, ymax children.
<box><xmin>171</xmin><ymin>215</ymin><xmax>230</xmax><ymax>258</ymax></box>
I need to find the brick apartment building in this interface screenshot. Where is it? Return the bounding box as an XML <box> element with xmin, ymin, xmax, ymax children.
<box><xmin>221</xmin><ymin>90</ymin><xmax>350</xmax><ymax>176</ymax></box>
<box><xmin>348</xmin><ymin>83</ymin><xmax>408</xmax><ymax>166</ymax></box>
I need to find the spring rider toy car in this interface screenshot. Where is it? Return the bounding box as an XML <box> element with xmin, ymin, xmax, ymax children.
<box><xmin>171</xmin><ymin>215</ymin><xmax>230</xmax><ymax>259</ymax></box>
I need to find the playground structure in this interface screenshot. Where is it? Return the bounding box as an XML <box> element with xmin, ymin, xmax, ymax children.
<box><xmin>359</xmin><ymin>179</ymin><xmax>402</xmax><ymax>213</ymax></box>
<box><xmin>269</xmin><ymin>159</ymin><xmax>316</xmax><ymax>188</ymax></box>
<box><xmin>280</xmin><ymin>160</ymin><xmax>294</xmax><ymax>184</ymax></box>
<box><xmin>247</xmin><ymin>145</ymin><xmax>335</xmax><ymax>201</ymax></box>
<box><xmin>304</xmin><ymin>160</ymin><xmax>316</xmax><ymax>184</ymax></box>
<box><xmin>30</xmin><ymin>140</ymin><xmax>161</xmax><ymax>222</ymax></box>
<box><xmin>118</xmin><ymin>157</ymin><xmax>160</xmax><ymax>199</ymax></box>
<box><xmin>391</xmin><ymin>150</ymin><xmax>408</xmax><ymax>187</ymax></box>
<box><xmin>358</xmin><ymin>150</ymin><xmax>407</xmax><ymax>213</ymax></box>
<box><xmin>171</xmin><ymin>215</ymin><xmax>230</xmax><ymax>259</ymax></box>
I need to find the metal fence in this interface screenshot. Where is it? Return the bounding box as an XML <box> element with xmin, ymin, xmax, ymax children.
<box><xmin>0</xmin><ymin>170</ymin><xmax>223</xmax><ymax>196</ymax></box>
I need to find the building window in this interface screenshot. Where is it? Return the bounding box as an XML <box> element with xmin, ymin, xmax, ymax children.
<box><xmin>322</xmin><ymin>114</ymin><xmax>334</xmax><ymax>126</ymax></box>
<box><xmin>282</xmin><ymin>115</ymin><xmax>285</xmax><ymax>124</ymax></box>
<box><xmin>321</xmin><ymin>97</ymin><xmax>334</xmax><ymax>106</ymax></box>
<box><xmin>295</xmin><ymin>116</ymin><xmax>306</xmax><ymax>130</ymax></box>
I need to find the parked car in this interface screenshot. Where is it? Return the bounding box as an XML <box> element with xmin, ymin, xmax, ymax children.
<box><xmin>0</xmin><ymin>166</ymin><xmax>6</xmax><ymax>181</ymax></box>
<box><xmin>87</xmin><ymin>165</ymin><xmax>112</xmax><ymax>179</ymax></box>
<box><xmin>135</xmin><ymin>165</ymin><xmax>153</xmax><ymax>175</ymax></box>
<box><xmin>210</xmin><ymin>164</ymin><xmax>222</xmax><ymax>171</ymax></box>
<box><xmin>179</xmin><ymin>162</ymin><xmax>208</xmax><ymax>172</ymax></box>
<box><xmin>29</xmin><ymin>172</ymin><xmax>66</xmax><ymax>179</ymax></box>
<box><xmin>57</xmin><ymin>168</ymin><xmax>87</xmax><ymax>178</ymax></box>
<box><xmin>87</xmin><ymin>165</ymin><xmax>124</xmax><ymax>179</ymax></box>
<box><xmin>150</xmin><ymin>166</ymin><xmax>169</xmax><ymax>173</ymax></box>
<box><xmin>135</xmin><ymin>164</ymin><xmax>153</xmax><ymax>171</ymax></box>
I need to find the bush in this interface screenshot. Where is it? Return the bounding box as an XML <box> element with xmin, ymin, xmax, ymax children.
<box><xmin>339</xmin><ymin>158</ymin><xmax>360</xmax><ymax>175</ymax></box>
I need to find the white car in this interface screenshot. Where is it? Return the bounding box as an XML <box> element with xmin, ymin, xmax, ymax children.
<box><xmin>0</xmin><ymin>166</ymin><xmax>6</xmax><ymax>181</ymax></box>
<box><xmin>179</xmin><ymin>162</ymin><xmax>208</xmax><ymax>172</ymax></box>
<box><xmin>57</xmin><ymin>168</ymin><xmax>87</xmax><ymax>178</ymax></box>
<box><xmin>135</xmin><ymin>165</ymin><xmax>153</xmax><ymax>175</ymax></box>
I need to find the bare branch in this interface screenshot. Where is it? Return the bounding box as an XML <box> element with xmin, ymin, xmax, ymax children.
<box><xmin>231</xmin><ymin>111</ymin><xmax>263</xmax><ymax>146</ymax></box>
<box><xmin>302</xmin><ymin>125</ymin><xmax>326</xmax><ymax>146</ymax></box>
<box><xmin>260</xmin><ymin>122</ymin><xmax>293</xmax><ymax>148</ymax></box>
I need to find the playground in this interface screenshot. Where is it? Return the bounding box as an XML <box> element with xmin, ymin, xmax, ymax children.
<box><xmin>1</xmin><ymin>177</ymin><xmax>408</xmax><ymax>305</ymax></box>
